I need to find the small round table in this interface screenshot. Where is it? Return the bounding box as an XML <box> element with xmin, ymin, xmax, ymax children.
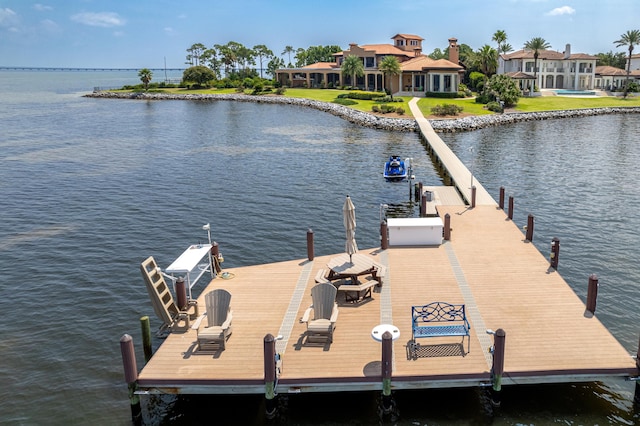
<box><xmin>371</xmin><ymin>324</ymin><xmax>400</xmax><ymax>342</ymax></box>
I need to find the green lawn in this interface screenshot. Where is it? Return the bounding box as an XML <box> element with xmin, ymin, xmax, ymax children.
<box><xmin>124</xmin><ymin>86</ymin><xmax>640</xmax><ymax>118</ymax></box>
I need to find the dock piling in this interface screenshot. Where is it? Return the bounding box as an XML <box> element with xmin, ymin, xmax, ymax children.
<box><xmin>120</xmin><ymin>334</ymin><xmax>141</xmax><ymax>426</ymax></box>
<box><xmin>525</xmin><ymin>214</ymin><xmax>534</xmax><ymax>242</ymax></box>
<box><xmin>550</xmin><ymin>237</ymin><xmax>560</xmax><ymax>269</ymax></box>
<box><xmin>508</xmin><ymin>196</ymin><xmax>514</xmax><ymax>220</ymax></box>
<box><xmin>635</xmin><ymin>335</ymin><xmax>640</xmax><ymax>407</ymax></box>
<box><xmin>444</xmin><ymin>213</ymin><xmax>451</xmax><ymax>240</ymax></box>
<box><xmin>176</xmin><ymin>277</ymin><xmax>187</xmax><ymax>310</ymax></box>
<box><xmin>490</xmin><ymin>329</ymin><xmax>506</xmax><ymax>407</ymax></box>
<box><xmin>380</xmin><ymin>331</ymin><xmax>395</xmax><ymax>414</ymax></box>
<box><xmin>499</xmin><ymin>187</ymin><xmax>505</xmax><ymax>209</ymax></box>
<box><xmin>586</xmin><ymin>274</ymin><xmax>599</xmax><ymax>314</ymax></box>
<box><xmin>140</xmin><ymin>316</ymin><xmax>152</xmax><ymax>363</ymax></box>
<box><xmin>306</xmin><ymin>228</ymin><xmax>314</xmax><ymax>261</ymax></box>
<box><xmin>211</xmin><ymin>242</ymin><xmax>222</xmax><ymax>273</ymax></box>
<box><xmin>420</xmin><ymin>192</ymin><xmax>427</xmax><ymax>217</ymax></box>
<box><xmin>380</xmin><ymin>220</ymin><xmax>388</xmax><ymax>250</ymax></box>
<box><xmin>263</xmin><ymin>333</ymin><xmax>279</xmax><ymax>419</ymax></box>
<box><xmin>471</xmin><ymin>185</ymin><xmax>476</xmax><ymax>208</ymax></box>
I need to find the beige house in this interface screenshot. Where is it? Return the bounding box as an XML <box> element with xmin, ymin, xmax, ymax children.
<box><xmin>275</xmin><ymin>34</ymin><xmax>464</xmax><ymax>96</ymax></box>
<box><xmin>498</xmin><ymin>44</ymin><xmax>598</xmax><ymax>90</ymax></box>
<box><xmin>594</xmin><ymin>65</ymin><xmax>640</xmax><ymax>90</ymax></box>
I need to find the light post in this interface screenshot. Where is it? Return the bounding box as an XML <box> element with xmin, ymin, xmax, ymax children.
<box><xmin>379</xmin><ymin>204</ymin><xmax>389</xmax><ymax>223</ymax></box>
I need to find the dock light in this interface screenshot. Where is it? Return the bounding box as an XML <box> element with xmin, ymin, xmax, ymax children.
<box><xmin>275</xmin><ymin>335</ymin><xmax>284</xmax><ymax>340</ymax></box>
<box><xmin>202</xmin><ymin>223</ymin><xmax>210</xmax><ymax>231</ymax></box>
<box><xmin>379</xmin><ymin>204</ymin><xmax>389</xmax><ymax>223</ymax></box>
<box><xmin>486</xmin><ymin>329</ymin><xmax>496</xmax><ymax>335</ymax></box>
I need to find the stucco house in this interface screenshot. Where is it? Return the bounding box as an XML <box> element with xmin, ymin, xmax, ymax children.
<box><xmin>275</xmin><ymin>34</ymin><xmax>464</xmax><ymax>96</ymax></box>
<box><xmin>498</xmin><ymin>44</ymin><xmax>598</xmax><ymax>91</ymax></box>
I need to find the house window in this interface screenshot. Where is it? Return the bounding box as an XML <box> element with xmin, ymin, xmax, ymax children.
<box><xmin>414</xmin><ymin>75</ymin><xmax>425</xmax><ymax>90</ymax></box>
<box><xmin>396</xmin><ymin>39</ymin><xmax>405</xmax><ymax>47</ymax></box>
<box><xmin>365</xmin><ymin>57</ymin><xmax>375</xmax><ymax>68</ymax></box>
<box><xmin>432</xmin><ymin>74</ymin><xmax>441</xmax><ymax>92</ymax></box>
<box><xmin>410</xmin><ymin>40</ymin><xmax>419</xmax><ymax>46</ymax></box>
<box><xmin>525</xmin><ymin>62</ymin><xmax>534</xmax><ymax>73</ymax></box>
<box><xmin>444</xmin><ymin>75</ymin><xmax>452</xmax><ymax>91</ymax></box>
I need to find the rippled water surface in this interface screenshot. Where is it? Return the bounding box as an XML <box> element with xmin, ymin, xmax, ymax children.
<box><xmin>1</xmin><ymin>71</ymin><xmax>638</xmax><ymax>424</ymax></box>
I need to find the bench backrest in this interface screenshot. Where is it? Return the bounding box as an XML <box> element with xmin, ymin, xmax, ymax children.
<box><xmin>412</xmin><ymin>302</ymin><xmax>467</xmax><ymax>326</ymax></box>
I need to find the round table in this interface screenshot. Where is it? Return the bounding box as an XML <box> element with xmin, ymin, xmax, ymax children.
<box><xmin>371</xmin><ymin>324</ymin><xmax>400</xmax><ymax>342</ymax></box>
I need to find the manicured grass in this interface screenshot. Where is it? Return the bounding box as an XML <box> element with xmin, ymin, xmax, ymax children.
<box><xmin>416</xmin><ymin>97</ymin><xmax>494</xmax><ymax>117</ymax></box>
<box><xmin>513</xmin><ymin>95</ymin><xmax>640</xmax><ymax>111</ymax></box>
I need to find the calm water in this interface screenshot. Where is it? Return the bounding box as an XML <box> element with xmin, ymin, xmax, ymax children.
<box><xmin>0</xmin><ymin>71</ymin><xmax>638</xmax><ymax>425</ymax></box>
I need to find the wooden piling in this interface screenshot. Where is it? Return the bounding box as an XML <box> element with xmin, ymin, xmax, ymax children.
<box><xmin>120</xmin><ymin>334</ymin><xmax>141</xmax><ymax>426</ymax></box>
<box><xmin>586</xmin><ymin>274</ymin><xmax>599</xmax><ymax>314</ymax></box>
<box><xmin>381</xmin><ymin>331</ymin><xmax>394</xmax><ymax>414</ymax></box>
<box><xmin>471</xmin><ymin>186</ymin><xmax>476</xmax><ymax>208</ymax></box>
<box><xmin>306</xmin><ymin>228</ymin><xmax>314</xmax><ymax>261</ymax></box>
<box><xmin>508</xmin><ymin>196</ymin><xmax>514</xmax><ymax>220</ymax></box>
<box><xmin>140</xmin><ymin>316</ymin><xmax>152</xmax><ymax>363</ymax></box>
<box><xmin>525</xmin><ymin>214</ymin><xmax>534</xmax><ymax>242</ymax></box>
<box><xmin>491</xmin><ymin>329</ymin><xmax>506</xmax><ymax>407</ymax></box>
<box><xmin>635</xmin><ymin>335</ymin><xmax>640</xmax><ymax>406</ymax></box>
<box><xmin>550</xmin><ymin>237</ymin><xmax>560</xmax><ymax>269</ymax></box>
<box><xmin>444</xmin><ymin>213</ymin><xmax>451</xmax><ymax>241</ymax></box>
<box><xmin>420</xmin><ymin>193</ymin><xmax>427</xmax><ymax>217</ymax></box>
<box><xmin>499</xmin><ymin>186</ymin><xmax>505</xmax><ymax>209</ymax></box>
<box><xmin>263</xmin><ymin>334</ymin><xmax>278</xmax><ymax>419</ymax></box>
<box><xmin>211</xmin><ymin>242</ymin><xmax>222</xmax><ymax>273</ymax></box>
<box><xmin>175</xmin><ymin>277</ymin><xmax>187</xmax><ymax>310</ymax></box>
<box><xmin>380</xmin><ymin>221</ymin><xmax>388</xmax><ymax>250</ymax></box>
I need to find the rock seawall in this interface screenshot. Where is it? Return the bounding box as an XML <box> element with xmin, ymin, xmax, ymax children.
<box><xmin>85</xmin><ymin>91</ymin><xmax>640</xmax><ymax>133</ymax></box>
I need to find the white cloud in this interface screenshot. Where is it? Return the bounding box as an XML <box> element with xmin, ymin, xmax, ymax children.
<box><xmin>33</xmin><ymin>4</ymin><xmax>53</xmax><ymax>12</ymax></box>
<box><xmin>0</xmin><ymin>7</ymin><xmax>19</xmax><ymax>28</ymax></box>
<box><xmin>164</xmin><ymin>26</ymin><xmax>177</xmax><ymax>36</ymax></box>
<box><xmin>70</xmin><ymin>12</ymin><xmax>126</xmax><ymax>28</ymax></box>
<box><xmin>547</xmin><ymin>6</ymin><xmax>576</xmax><ymax>16</ymax></box>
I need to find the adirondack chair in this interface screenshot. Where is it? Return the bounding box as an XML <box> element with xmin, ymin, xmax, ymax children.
<box><xmin>197</xmin><ymin>289</ymin><xmax>233</xmax><ymax>351</ymax></box>
<box><xmin>300</xmin><ymin>283</ymin><xmax>339</xmax><ymax>343</ymax></box>
<box><xmin>140</xmin><ymin>256</ymin><xmax>198</xmax><ymax>334</ymax></box>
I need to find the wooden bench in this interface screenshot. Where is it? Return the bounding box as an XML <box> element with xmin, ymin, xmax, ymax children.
<box><xmin>411</xmin><ymin>302</ymin><xmax>470</xmax><ymax>355</ymax></box>
<box><xmin>337</xmin><ymin>280</ymin><xmax>378</xmax><ymax>303</ymax></box>
<box><xmin>315</xmin><ymin>268</ymin><xmax>330</xmax><ymax>284</ymax></box>
<box><xmin>372</xmin><ymin>263</ymin><xmax>386</xmax><ymax>286</ymax></box>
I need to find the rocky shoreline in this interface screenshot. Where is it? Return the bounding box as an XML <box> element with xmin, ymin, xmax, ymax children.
<box><xmin>85</xmin><ymin>91</ymin><xmax>640</xmax><ymax>133</ymax></box>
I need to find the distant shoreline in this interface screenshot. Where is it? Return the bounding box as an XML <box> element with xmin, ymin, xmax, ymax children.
<box><xmin>84</xmin><ymin>91</ymin><xmax>640</xmax><ymax>133</ymax></box>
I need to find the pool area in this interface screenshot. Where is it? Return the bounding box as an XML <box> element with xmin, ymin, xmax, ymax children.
<box><xmin>554</xmin><ymin>89</ymin><xmax>597</xmax><ymax>96</ymax></box>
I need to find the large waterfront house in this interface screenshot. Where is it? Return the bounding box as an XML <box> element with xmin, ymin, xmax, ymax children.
<box><xmin>498</xmin><ymin>44</ymin><xmax>598</xmax><ymax>91</ymax></box>
<box><xmin>275</xmin><ymin>34</ymin><xmax>464</xmax><ymax>97</ymax></box>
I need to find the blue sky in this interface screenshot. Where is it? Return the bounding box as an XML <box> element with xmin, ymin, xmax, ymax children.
<box><xmin>1</xmin><ymin>0</ymin><xmax>639</xmax><ymax>68</ymax></box>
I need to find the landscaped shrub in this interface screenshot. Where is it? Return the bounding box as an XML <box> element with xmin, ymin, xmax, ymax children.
<box><xmin>430</xmin><ymin>104</ymin><xmax>464</xmax><ymax>116</ymax></box>
<box><xmin>425</xmin><ymin>91</ymin><xmax>464</xmax><ymax>99</ymax></box>
<box><xmin>337</xmin><ymin>91</ymin><xmax>386</xmax><ymax>100</ymax></box>
<box><xmin>486</xmin><ymin>101</ymin><xmax>503</xmax><ymax>113</ymax></box>
<box><xmin>333</xmin><ymin>98</ymin><xmax>358</xmax><ymax>106</ymax></box>
<box><xmin>275</xmin><ymin>87</ymin><xmax>286</xmax><ymax>95</ymax></box>
<box><xmin>395</xmin><ymin>107</ymin><xmax>405</xmax><ymax>115</ymax></box>
<box><xmin>373</xmin><ymin>96</ymin><xmax>404</xmax><ymax>103</ymax></box>
<box><xmin>379</xmin><ymin>104</ymin><xmax>396</xmax><ymax>113</ymax></box>
<box><xmin>371</xmin><ymin>105</ymin><xmax>380</xmax><ymax>113</ymax></box>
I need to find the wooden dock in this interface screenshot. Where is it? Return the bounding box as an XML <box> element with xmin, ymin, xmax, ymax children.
<box><xmin>133</xmin><ymin>99</ymin><xmax>637</xmax><ymax>400</ymax></box>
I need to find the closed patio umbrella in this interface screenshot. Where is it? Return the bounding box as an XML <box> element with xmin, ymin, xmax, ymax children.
<box><xmin>343</xmin><ymin>195</ymin><xmax>358</xmax><ymax>262</ymax></box>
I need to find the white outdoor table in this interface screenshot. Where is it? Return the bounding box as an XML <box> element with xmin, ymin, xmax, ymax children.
<box><xmin>371</xmin><ymin>324</ymin><xmax>400</xmax><ymax>342</ymax></box>
<box><xmin>327</xmin><ymin>253</ymin><xmax>374</xmax><ymax>283</ymax></box>
<box><xmin>165</xmin><ymin>244</ymin><xmax>212</xmax><ymax>299</ymax></box>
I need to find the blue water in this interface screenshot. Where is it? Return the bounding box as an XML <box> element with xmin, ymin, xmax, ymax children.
<box><xmin>0</xmin><ymin>71</ymin><xmax>638</xmax><ymax>425</ymax></box>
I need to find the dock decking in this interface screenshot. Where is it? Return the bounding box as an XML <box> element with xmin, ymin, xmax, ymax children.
<box><xmin>134</xmin><ymin>98</ymin><xmax>637</xmax><ymax>398</ymax></box>
<box><xmin>137</xmin><ymin>203</ymin><xmax>636</xmax><ymax>395</ymax></box>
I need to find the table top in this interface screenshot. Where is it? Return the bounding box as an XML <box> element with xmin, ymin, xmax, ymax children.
<box><xmin>327</xmin><ymin>253</ymin><xmax>374</xmax><ymax>276</ymax></box>
<box><xmin>371</xmin><ymin>324</ymin><xmax>400</xmax><ymax>342</ymax></box>
<box><xmin>165</xmin><ymin>244</ymin><xmax>212</xmax><ymax>273</ymax></box>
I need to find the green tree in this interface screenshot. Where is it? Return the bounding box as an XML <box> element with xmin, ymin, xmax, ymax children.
<box><xmin>282</xmin><ymin>45</ymin><xmax>295</xmax><ymax>67</ymax></box>
<box><xmin>182</xmin><ymin>65</ymin><xmax>215</xmax><ymax>87</ymax></box>
<box><xmin>524</xmin><ymin>37</ymin><xmax>551</xmax><ymax>88</ymax></box>
<box><xmin>614</xmin><ymin>29</ymin><xmax>640</xmax><ymax>97</ymax></box>
<box><xmin>596</xmin><ymin>51</ymin><xmax>626</xmax><ymax>69</ymax></box>
<box><xmin>476</xmin><ymin>45</ymin><xmax>498</xmax><ymax>76</ymax></box>
<box><xmin>253</xmin><ymin>44</ymin><xmax>273</xmax><ymax>78</ymax></box>
<box><xmin>201</xmin><ymin>48</ymin><xmax>221</xmax><ymax>79</ymax></box>
<box><xmin>186</xmin><ymin>43</ymin><xmax>206</xmax><ymax>66</ymax></box>
<box><xmin>492</xmin><ymin>30</ymin><xmax>511</xmax><ymax>54</ymax></box>
<box><xmin>482</xmin><ymin>73</ymin><xmax>520</xmax><ymax>107</ymax></box>
<box><xmin>378</xmin><ymin>55</ymin><xmax>401</xmax><ymax>97</ymax></box>
<box><xmin>428</xmin><ymin>48</ymin><xmax>446</xmax><ymax>60</ymax></box>
<box><xmin>138</xmin><ymin>68</ymin><xmax>152</xmax><ymax>91</ymax></box>
<box><xmin>267</xmin><ymin>56</ymin><xmax>285</xmax><ymax>78</ymax></box>
<box><xmin>341</xmin><ymin>55</ymin><xmax>364</xmax><ymax>88</ymax></box>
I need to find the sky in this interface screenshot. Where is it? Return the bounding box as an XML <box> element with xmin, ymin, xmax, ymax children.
<box><xmin>1</xmin><ymin>0</ymin><xmax>639</xmax><ymax>69</ymax></box>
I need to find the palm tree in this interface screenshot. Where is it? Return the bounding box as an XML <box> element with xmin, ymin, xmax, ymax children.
<box><xmin>492</xmin><ymin>30</ymin><xmax>507</xmax><ymax>53</ymax></box>
<box><xmin>282</xmin><ymin>45</ymin><xmax>295</xmax><ymax>67</ymax></box>
<box><xmin>341</xmin><ymin>55</ymin><xmax>364</xmax><ymax>89</ymax></box>
<box><xmin>614</xmin><ymin>29</ymin><xmax>640</xmax><ymax>98</ymax></box>
<box><xmin>138</xmin><ymin>68</ymin><xmax>152</xmax><ymax>91</ymax></box>
<box><xmin>378</xmin><ymin>56</ymin><xmax>401</xmax><ymax>97</ymax></box>
<box><xmin>476</xmin><ymin>45</ymin><xmax>498</xmax><ymax>76</ymax></box>
<box><xmin>524</xmin><ymin>37</ymin><xmax>551</xmax><ymax>90</ymax></box>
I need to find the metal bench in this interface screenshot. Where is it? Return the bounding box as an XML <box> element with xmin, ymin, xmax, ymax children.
<box><xmin>411</xmin><ymin>302</ymin><xmax>470</xmax><ymax>355</ymax></box>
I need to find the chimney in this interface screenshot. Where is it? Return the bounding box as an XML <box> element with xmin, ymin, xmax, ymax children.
<box><xmin>563</xmin><ymin>44</ymin><xmax>571</xmax><ymax>59</ymax></box>
<box><xmin>448</xmin><ymin>38</ymin><xmax>459</xmax><ymax>64</ymax></box>
<box><xmin>414</xmin><ymin>47</ymin><xmax>422</xmax><ymax>56</ymax></box>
